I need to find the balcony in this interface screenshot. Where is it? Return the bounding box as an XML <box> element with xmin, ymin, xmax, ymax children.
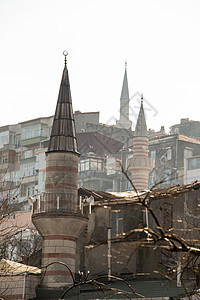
<box><xmin>21</xmin><ymin>174</ymin><xmax>38</xmax><ymax>184</ymax></box>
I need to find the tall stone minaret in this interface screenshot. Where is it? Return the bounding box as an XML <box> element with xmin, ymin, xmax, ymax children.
<box><xmin>130</xmin><ymin>95</ymin><xmax>152</xmax><ymax>191</ymax></box>
<box><xmin>116</xmin><ymin>63</ymin><xmax>132</xmax><ymax>129</ymax></box>
<box><xmin>32</xmin><ymin>52</ymin><xmax>88</xmax><ymax>288</ymax></box>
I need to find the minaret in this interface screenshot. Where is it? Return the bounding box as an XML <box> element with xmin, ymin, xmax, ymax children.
<box><xmin>116</xmin><ymin>62</ymin><xmax>132</xmax><ymax>129</ymax></box>
<box><xmin>32</xmin><ymin>52</ymin><xmax>88</xmax><ymax>288</ymax></box>
<box><xmin>129</xmin><ymin>94</ymin><xmax>152</xmax><ymax>191</ymax></box>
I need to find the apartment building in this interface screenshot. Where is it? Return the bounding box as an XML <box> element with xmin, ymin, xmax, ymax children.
<box><xmin>0</xmin><ymin>117</ymin><xmax>53</xmax><ymax>210</ymax></box>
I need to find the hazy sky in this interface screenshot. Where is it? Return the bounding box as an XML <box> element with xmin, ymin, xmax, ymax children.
<box><xmin>1</xmin><ymin>0</ymin><xmax>200</xmax><ymax>132</ymax></box>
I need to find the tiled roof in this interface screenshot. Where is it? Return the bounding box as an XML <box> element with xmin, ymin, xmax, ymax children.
<box><xmin>79</xmin><ymin>181</ymin><xmax>200</xmax><ymax>204</ymax></box>
<box><xmin>77</xmin><ymin>132</ymin><xmax>123</xmax><ymax>155</ymax></box>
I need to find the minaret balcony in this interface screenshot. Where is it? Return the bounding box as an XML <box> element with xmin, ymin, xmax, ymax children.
<box><xmin>32</xmin><ymin>193</ymin><xmax>86</xmax><ymax>216</ymax></box>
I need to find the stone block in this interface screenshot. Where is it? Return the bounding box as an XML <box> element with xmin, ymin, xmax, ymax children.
<box><xmin>47</xmin><ymin>240</ymin><xmax>59</xmax><ymax>247</ymax></box>
<box><xmin>67</xmin><ymin>246</ymin><xmax>76</xmax><ymax>254</ymax></box>
<box><xmin>49</xmin><ymin>239</ymin><xmax>64</xmax><ymax>247</ymax></box>
<box><xmin>43</xmin><ymin>246</ymin><xmax>56</xmax><ymax>253</ymax></box>
<box><xmin>63</xmin><ymin>240</ymin><xmax>76</xmax><ymax>248</ymax></box>
<box><xmin>55</xmin><ymin>246</ymin><xmax>67</xmax><ymax>253</ymax></box>
<box><xmin>43</xmin><ymin>239</ymin><xmax>50</xmax><ymax>247</ymax></box>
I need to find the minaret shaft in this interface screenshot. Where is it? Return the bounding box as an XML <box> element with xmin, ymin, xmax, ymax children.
<box><xmin>45</xmin><ymin>152</ymin><xmax>78</xmax><ymax>213</ymax></box>
<box><xmin>131</xmin><ymin>136</ymin><xmax>151</xmax><ymax>191</ymax></box>
<box><xmin>32</xmin><ymin>54</ymin><xmax>88</xmax><ymax>289</ymax></box>
<box><xmin>129</xmin><ymin>97</ymin><xmax>153</xmax><ymax>191</ymax></box>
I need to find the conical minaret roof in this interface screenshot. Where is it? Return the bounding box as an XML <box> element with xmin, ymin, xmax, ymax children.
<box><xmin>120</xmin><ymin>65</ymin><xmax>129</xmax><ymax>100</ymax></box>
<box><xmin>47</xmin><ymin>53</ymin><xmax>79</xmax><ymax>154</ymax></box>
<box><xmin>134</xmin><ymin>95</ymin><xmax>147</xmax><ymax>137</ymax></box>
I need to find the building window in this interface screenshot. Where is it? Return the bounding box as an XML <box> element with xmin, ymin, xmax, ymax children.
<box><xmin>106</xmin><ymin>156</ymin><xmax>121</xmax><ymax>175</ymax></box>
<box><xmin>2</xmin><ymin>155</ymin><xmax>8</xmax><ymax>164</ymax></box>
<box><xmin>163</xmin><ymin>147</ymin><xmax>172</xmax><ymax>161</ymax></box>
<box><xmin>15</xmin><ymin>153</ymin><xmax>21</xmax><ymax>162</ymax></box>
<box><xmin>24</xmin><ymin>150</ymin><xmax>33</xmax><ymax>159</ymax></box>
<box><xmin>21</xmin><ymin>185</ymin><xmax>26</xmax><ymax>197</ymax></box>
<box><xmin>20</xmin><ymin>162</ymin><xmax>36</xmax><ymax>177</ymax></box>
<box><xmin>111</xmin><ymin>210</ymin><xmax>123</xmax><ymax>237</ymax></box>
<box><xmin>188</xmin><ymin>157</ymin><xmax>200</xmax><ymax>170</ymax></box>
<box><xmin>184</xmin><ymin>148</ymin><xmax>193</xmax><ymax>158</ymax></box>
<box><xmin>162</xmin><ymin>169</ymin><xmax>172</xmax><ymax>184</ymax></box>
<box><xmin>22</xmin><ymin>124</ymin><xmax>41</xmax><ymax>140</ymax></box>
<box><xmin>150</xmin><ymin>150</ymin><xmax>156</xmax><ymax>161</ymax></box>
<box><xmin>80</xmin><ymin>159</ymin><xmax>89</xmax><ymax>172</ymax></box>
<box><xmin>90</xmin><ymin>159</ymin><xmax>98</xmax><ymax>170</ymax></box>
<box><xmin>149</xmin><ymin>171</ymin><xmax>155</xmax><ymax>188</ymax></box>
<box><xmin>27</xmin><ymin>187</ymin><xmax>30</xmax><ymax>197</ymax></box>
<box><xmin>79</xmin><ymin>158</ymin><xmax>103</xmax><ymax>172</ymax></box>
<box><xmin>4</xmin><ymin>173</ymin><xmax>10</xmax><ymax>181</ymax></box>
<box><xmin>0</xmin><ymin>131</ymin><xmax>9</xmax><ymax>148</ymax></box>
<box><xmin>11</xmin><ymin>171</ymin><xmax>20</xmax><ymax>184</ymax></box>
<box><xmin>15</xmin><ymin>135</ymin><xmax>21</xmax><ymax>147</ymax></box>
<box><xmin>32</xmin><ymin>186</ymin><xmax>35</xmax><ymax>195</ymax></box>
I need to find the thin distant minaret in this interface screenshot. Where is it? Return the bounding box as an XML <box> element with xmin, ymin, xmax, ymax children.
<box><xmin>130</xmin><ymin>94</ymin><xmax>152</xmax><ymax>191</ymax></box>
<box><xmin>116</xmin><ymin>62</ymin><xmax>132</xmax><ymax>129</ymax></box>
<box><xmin>32</xmin><ymin>52</ymin><xmax>88</xmax><ymax>288</ymax></box>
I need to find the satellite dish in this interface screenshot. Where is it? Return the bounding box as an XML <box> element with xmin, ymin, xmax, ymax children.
<box><xmin>174</xmin><ymin>127</ymin><xmax>179</xmax><ymax>134</ymax></box>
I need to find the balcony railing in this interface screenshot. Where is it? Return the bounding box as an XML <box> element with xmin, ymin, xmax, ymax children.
<box><xmin>32</xmin><ymin>193</ymin><xmax>85</xmax><ymax>216</ymax></box>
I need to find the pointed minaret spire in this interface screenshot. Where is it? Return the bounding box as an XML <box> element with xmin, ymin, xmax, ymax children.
<box><xmin>47</xmin><ymin>51</ymin><xmax>79</xmax><ymax>155</ymax></box>
<box><xmin>116</xmin><ymin>62</ymin><xmax>132</xmax><ymax>129</ymax></box>
<box><xmin>134</xmin><ymin>94</ymin><xmax>147</xmax><ymax>137</ymax></box>
<box><xmin>120</xmin><ymin>61</ymin><xmax>129</xmax><ymax>102</ymax></box>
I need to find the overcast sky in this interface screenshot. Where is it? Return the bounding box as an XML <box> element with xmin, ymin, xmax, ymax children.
<box><xmin>0</xmin><ymin>0</ymin><xmax>200</xmax><ymax>132</ymax></box>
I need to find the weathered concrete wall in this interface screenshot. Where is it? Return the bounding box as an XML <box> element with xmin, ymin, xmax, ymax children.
<box><xmin>149</xmin><ymin>189</ymin><xmax>200</xmax><ymax>278</ymax></box>
<box><xmin>74</xmin><ymin>111</ymin><xmax>99</xmax><ymax>133</ymax></box>
<box><xmin>81</xmin><ymin>205</ymin><xmax>144</xmax><ymax>277</ymax></box>
<box><xmin>80</xmin><ymin>188</ymin><xmax>200</xmax><ymax>280</ymax></box>
<box><xmin>85</xmin><ymin>241</ymin><xmax>137</xmax><ymax>278</ymax></box>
